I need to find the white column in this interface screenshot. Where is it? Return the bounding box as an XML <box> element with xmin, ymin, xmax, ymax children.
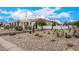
<box><xmin>22</xmin><ymin>22</ymin><xmax>25</xmax><ymax>30</ymax></box>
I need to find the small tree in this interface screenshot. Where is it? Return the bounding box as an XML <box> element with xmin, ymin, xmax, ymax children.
<box><xmin>0</xmin><ymin>22</ymin><xmax>3</xmax><ymax>27</ymax></box>
<box><xmin>35</xmin><ymin>18</ymin><xmax>47</xmax><ymax>30</ymax></box>
<box><xmin>64</xmin><ymin>22</ymin><xmax>72</xmax><ymax>32</ymax></box>
<box><xmin>35</xmin><ymin>21</ymin><xmax>38</xmax><ymax>29</ymax></box>
<box><xmin>51</xmin><ymin>21</ymin><xmax>60</xmax><ymax>30</ymax></box>
<box><xmin>9</xmin><ymin>23</ymin><xmax>15</xmax><ymax>29</ymax></box>
<box><xmin>32</xmin><ymin>25</ymin><xmax>35</xmax><ymax>32</ymax></box>
<box><xmin>71</xmin><ymin>21</ymin><xmax>79</xmax><ymax>27</ymax></box>
<box><xmin>15</xmin><ymin>26</ymin><xmax>23</xmax><ymax>31</ymax></box>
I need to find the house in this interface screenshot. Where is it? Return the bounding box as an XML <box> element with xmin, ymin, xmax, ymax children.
<box><xmin>0</xmin><ymin>19</ymin><xmax>61</xmax><ymax>30</ymax></box>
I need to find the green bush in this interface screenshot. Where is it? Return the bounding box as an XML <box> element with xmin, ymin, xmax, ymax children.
<box><xmin>72</xmin><ymin>21</ymin><xmax>79</xmax><ymax>27</ymax></box>
<box><xmin>15</xmin><ymin>26</ymin><xmax>23</xmax><ymax>31</ymax></box>
<box><xmin>4</xmin><ymin>24</ymin><xmax>16</xmax><ymax>29</ymax></box>
<box><xmin>25</xmin><ymin>26</ymin><xmax>32</xmax><ymax>30</ymax></box>
<box><xmin>4</xmin><ymin>25</ymin><xmax>10</xmax><ymax>29</ymax></box>
<box><xmin>0</xmin><ymin>22</ymin><xmax>3</xmax><ymax>27</ymax></box>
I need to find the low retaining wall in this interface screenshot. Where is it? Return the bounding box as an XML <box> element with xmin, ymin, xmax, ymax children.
<box><xmin>37</xmin><ymin>26</ymin><xmax>69</xmax><ymax>29</ymax></box>
<box><xmin>0</xmin><ymin>30</ymin><xmax>32</xmax><ymax>36</ymax></box>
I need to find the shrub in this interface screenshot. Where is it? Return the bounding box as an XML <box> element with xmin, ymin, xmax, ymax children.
<box><xmin>35</xmin><ymin>33</ymin><xmax>39</xmax><ymax>36</ymax></box>
<box><xmin>67</xmin><ymin>43</ymin><xmax>74</xmax><ymax>48</ymax></box>
<box><xmin>0</xmin><ymin>22</ymin><xmax>3</xmax><ymax>27</ymax></box>
<box><xmin>72</xmin><ymin>21</ymin><xmax>79</xmax><ymax>27</ymax></box>
<box><xmin>65</xmin><ymin>33</ymin><xmax>71</xmax><ymax>38</ymax></box>
<box><xmin>43</xmin><ymin>31</ymin><xmax>46</xmax><ymax>33</ymax></box>
<box><xmin>4</xmin><ymin>24</ymin><xmax>15</xmax><ymax>29</ymax></box>
<box><xmin>74</xmin><ymin>32</ymin><xmax>79</xmax><ymax>38</ymax></box>
<box><xmin>48</xmin><ymin>31</ymin><xmax>50</xmax><ymax>34</ymax></box>
<box><xmin>28</xmin><ymin>26</ymin><xmax>32</xmax><ymax>30</ymax></box>
<box><xmin>25</xmin><ymin>26</ymin><xmax>32</xmax><ymax>30</ymax></box>
<box><xmin>56</xmin><ymin>32</ymin><xmax>63</xmax><ymax>38</ymax></box>
<box><xmin>29</xmin><ymin>31</ymin><xmax>32</xmax><ymax>34</ymax></box>
<box><xmin>50</xmin><ymin>40</ymin><xmax>56</xmax><ymax>42</ymax></box>
<box><xmin>15</xmin><ymin>26</ymin><xmax>23</xmax><ymax>31</ymax></box>
<box><xmin>4</xmin><ymin>25</ymin><xmax>10</xmax><ymax>29</ymax></box>
<box><xmin>38</xmin><ymin>35</ymin><xmax>43</xmax><ymax>37</ymax></box>
<box><xmin>35</xmin><ymin>33</ymin><xmax>43</xmax><ymax>38</ymax></box>
<box><xmin>35</xmin><ymin>18</ymin><xmax>47</xmax><ymax>30</ymax></box>
<box><xmin>10</xmin><ymin>33</ymin><xmax>16</xmax><ymax>36</ymax></box>
<box><xmin>65</xmin><ymin>35</ymin><xmax>71</xmax><ymax>38</ymax></box>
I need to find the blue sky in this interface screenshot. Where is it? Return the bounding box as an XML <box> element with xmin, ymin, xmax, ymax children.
<box><xmin>0</xmin><ymin>7</ymin><xmax>79</xmax><ymax>23</ymax></box>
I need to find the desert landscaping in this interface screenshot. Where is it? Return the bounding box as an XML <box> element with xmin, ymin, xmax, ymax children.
<box><xmin>0</xmin><ymin>7</ymin><xmax>79</xmax><ymax>51</ymax></box>
<box><xmin>0</xmin><ymin>23</ymin><xmax>79</xmax><ymax>51</ymax></box>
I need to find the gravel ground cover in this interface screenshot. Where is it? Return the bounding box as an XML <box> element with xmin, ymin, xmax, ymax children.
<box><xmin>1</xmin><ymin>30</ymin><xmax>79</xmax><ymax>51</ymax></box>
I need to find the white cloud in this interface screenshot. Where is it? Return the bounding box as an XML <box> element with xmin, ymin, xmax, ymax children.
<box><xmin>55</xmin><ymin>7</ymin><xmax>61</xmax><ymax>11</ymax></box>
<box><xmin>47</xmin><ymin>12</ymin><xmax>70</xmax><ymax>19</ymax></box>
<box><xmin>34</xmin><ymin>7</ymin><xmax>54</xmax><ymax>17</ymax></box>
<box><xmin>0</xmin><ymin>16</ymin><xmax>3</xmax><ymax>19</ymax></box>
<box><xmin>11</xmin><ymin>9</ymin><xmax>27</xmax><ymax>21</ymax></box>
<box><xmin>11</xmin><ymin>9</ymin><xmax>36</xmax><ymax>22</ymax></box>
<box><xmin>0</xmin><ymin>16</ymin><xmax>10</xmax><ymax>19</ymax></box>
<box><xmin>33</xmin><ymin>7</ymin><xmax>61</xmax><ymax>20</ymax></box>
<box><xmin>10</xmin><ymin>7</ymin><xmax>73</xmax><ymax>24</ymax></box>
<box><xmin>0</xmin><ymin>10</ymin><xmax>12</xmax><ymax>14</ymax></box>
<box><xmin>0</xmin><ymin>7</ymin><xmax>73</xmax><ymax>23</ymax></box>
<box><xmin>47</xmin><ymin>11</ymin><xmax>72</xmax><ymax>24</ymax></box>
<box><xmin>68</xmin><ymin>19</ymin><xmax>78</xmax><ymax>22</ymax></box>
<box><xmin>56</xmin><ymin>12</ymin><xmax>70</xmax><ymax>18</ymax></box>
<box><xmin>54</xmin><ymin>20</ymin><xmax>62</xmax><ymax>24</ymax></box>
<box><xmin>10</xmin><ymin>7</ymin><xmax>59</xmax><ymax>22</ymax></box>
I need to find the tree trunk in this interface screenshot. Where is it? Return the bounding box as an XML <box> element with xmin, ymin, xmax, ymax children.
<box><xmin>35</xmin><ymin>22</ymin><xmax>38</xmax><ymax>29</ymax></box>
<box><xmin>41</xmin><ymin>26</ymin><xmax>43</xmax><ymax>31</ymax></box>
<box><xmin>51</xmin><ymin>25</ymin><xmax>53</xmax><ymax>30</ymax></box>
<box><xmin>32</xmin><ymin>25</ymin><xmax>35</xmax><ymax>33</ymax></box>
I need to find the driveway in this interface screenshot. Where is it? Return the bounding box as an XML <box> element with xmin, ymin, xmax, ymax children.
<box><xmin>0</xmin><ymin>45</ymin><xmax>7</xmax><ymax>51</ymax></box>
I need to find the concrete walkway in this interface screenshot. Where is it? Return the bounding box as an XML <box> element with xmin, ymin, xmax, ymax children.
<box><xmin>0</xmin><ymin>37</ymin><xmax>24</xmax><ymax>51</ymax></box>
<box><xmin>0</xmin><ymin>44</ymin><xmax>7</xmax><ymax>51</ymax></box>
